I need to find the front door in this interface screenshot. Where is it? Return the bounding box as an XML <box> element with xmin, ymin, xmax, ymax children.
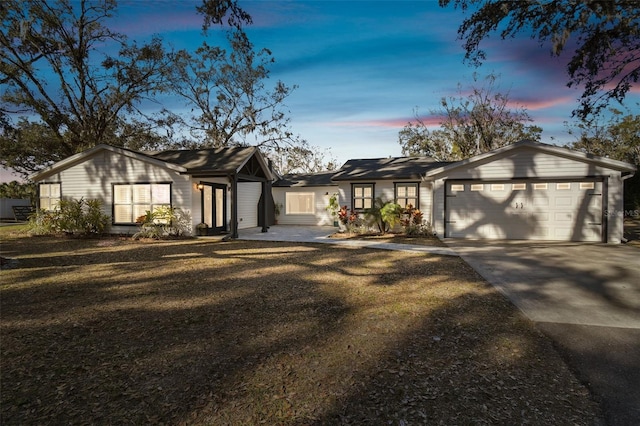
<box><xmin>202</xmin><ymin>183</ymin><xmax>227</xmax><ymax>234</ymax></box>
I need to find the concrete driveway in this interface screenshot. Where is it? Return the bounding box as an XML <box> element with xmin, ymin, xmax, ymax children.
<box><xmin>445</xmin><ymin>240</ymin><xmax>640</xmax><ymax>426</ymax></box>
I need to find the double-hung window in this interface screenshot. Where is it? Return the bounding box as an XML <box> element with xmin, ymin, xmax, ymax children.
<box><xmin>39</xmin><ymin>183</ymin><xmax>61</xmax><ymax>210</ymax></box>
<box><xmin>395</xmin><ymin>183</ymin><xmax>418</xmax><ymax>208</ymax></box>
<box><xmin>113</xmin><ymin>183</ymin><xmax>171</xmax><ymax>224</ymax></box>
<box><xmin>352</xmin><ymin>184</ymin><xmax>374</xmax><ymax>210</ymax></box>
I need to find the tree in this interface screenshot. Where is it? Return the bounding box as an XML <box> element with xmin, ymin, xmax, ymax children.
<box><xmin>268</xmin><ymin>142</ymin><xmax>338</xmax><ymax>175</ymax></box>
<box><xmin>399</xmin><ymin>73</ymin><xmax>542</xmax><ymax>160</ymax></box>
<box><xmin>439</xmin><ymin>0</ymin><xmax>640</xmax><ymax>119</ymax></box>
<box><xmin>568</xmin><ymin>110</ymin><xmax>640</xmax><ymax>209</ymax></box>
<box><xmin>165</xmin><ymin>30</ymin><xmax>299</xmax><ymax>150</ymax></box>
<box><xmin>0</xmin><ymin>0</ymin><xmax>175</xmax><ymax>175</ymax></box>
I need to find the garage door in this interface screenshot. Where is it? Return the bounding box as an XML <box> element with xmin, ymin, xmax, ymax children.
<box><xmin>445</xmin><ymin>180</ymin><xmax>603</xmax><ymax>241</ymax></box>
<box><xmin>237</xmin><ymin>182</ymin><xmax>262</xmax><ymax>229</ymax></box>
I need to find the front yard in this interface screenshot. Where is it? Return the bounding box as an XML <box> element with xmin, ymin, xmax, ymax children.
<box><xmin>1</xmin><ymin>228</ymin><xmax>599</xmax><ymax>424</ymax></box>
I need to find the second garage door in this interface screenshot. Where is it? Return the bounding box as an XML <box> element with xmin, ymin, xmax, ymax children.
<box><xmin>445</xmin><ymin>180</ymin><xmax>603</xmax><ymax>242</ymax></box>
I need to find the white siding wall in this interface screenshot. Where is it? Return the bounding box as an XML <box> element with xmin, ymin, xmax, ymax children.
<box><xmin>237</xmin><ymin>182</ymin><xmax>262</xmax><ymax>229</ymax></box>
<box><xmin>429</xmin><ymin>148</ymin><xmax>627</xmax><ymax>243</ymax></box>
<box><xmin>40</xmin><ymin>150</ymin><xmax>193</xmax><ymax>234</ymax></box>
<box><xmin>273</xmin><ymin>186</ymin><xmax>337</xmax><ymax>225</ymax></box>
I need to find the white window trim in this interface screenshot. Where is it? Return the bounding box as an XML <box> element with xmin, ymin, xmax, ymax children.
<box><xmin>533</xmin><ymin>183</ymin><xmax>548</xmax><ymax>190</ymax></box>
<box><xmin>285</xmin><ymin>192</ymin><xmax>315</xmax><ymax>215</ymax></box>
<box><xmin>39</xmin><ymin>183</ymin><xmax>61</xmax><ymax>211</ymax></box>
<box><xmin>470</xmin><ymin>184</ymin><xmax>484</xmax><ymax>191</ymax></box>
<box><xmin>580</xmin><ymin>182</ymin><xmax>595</xmax><ymax>190</ymax></box>
<box><xmin>450</xmin><ymin>184</ymin><xmax>464</xmax><ymax>192</ymax></box>
<box><xmin>512</xmin><ymin>183</ymin><xmax>527</xmax><ymax>190</ymax></box>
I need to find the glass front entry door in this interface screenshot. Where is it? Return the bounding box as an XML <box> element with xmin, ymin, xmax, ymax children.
<box><xmin>202</xmin><ymin>183</ymin><xmax>227</xmax><ymax>234</ymax></box>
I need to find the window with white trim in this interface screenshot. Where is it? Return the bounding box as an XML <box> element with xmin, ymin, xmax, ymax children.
<box><xmin>113</xmin><ymin>183</ymin><xmax>171</xmax><ymax>224</ymax></box>
<box><xmin>39</xmin><ymin>183</ymin><xmax>61</xmax><ymax>210</ymax></box>
<box><xmin>512</xmin><ymin>183</ymin><xmax>526</xmax><ymax>190</ymax></box>
<box><xmin>395</xmin><ymin>183</ymin><xmax>418</xmax><ymax>208</ymax></box>
<box><xmin>533</xmin><ymin>183</ymin><xmax>548</xmax><ymax>190</ymax></box>
<box><xmin>556</xmin><ymin>183</ymin><xmax>571</xmax><ymax>190</ymax></box>
<box><xmin>470</xmin><ymin>184</ymin><xmax>484</xmax><ymax>191</ymax></box>
<box><xmin>352</xmin><ymin>184</ymin><xmax>374</xmax><ymax>210</ymax></box>
<box><xmin>450</xmin><ymin>184</ymin><xmax>464</xmax><ymax>192</ymax></box>
<box><xmin>285</xmin><ymin>192</ymin><xmax>315</xmax><ymax>214</ymax></box>
<box><xmin>491</xmin><ymin>184</ymin><xmax>505</xmax><ymax>191</ymax></box>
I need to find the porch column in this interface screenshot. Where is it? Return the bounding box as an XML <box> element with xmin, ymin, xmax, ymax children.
<box><xmin>261</xmin><ymin>180</ymin><xmax>269</xmax><ymax>233</ymax></box>
<box><xmin>231</xmin><ymin>174</ymin><xmax>238</xmax><ymax>238</ymax></box>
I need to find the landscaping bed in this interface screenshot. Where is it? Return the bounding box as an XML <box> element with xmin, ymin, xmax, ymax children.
<box><xmin>1</xmin><ymin>231</ymin><xmax>600</xmax><ymax>424</ymax></box>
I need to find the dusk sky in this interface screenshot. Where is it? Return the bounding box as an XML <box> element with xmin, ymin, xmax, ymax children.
<box><xmin>2</xmin><ymin>0</ymin><xmax>638</xmax><ymax>182</ymax></box>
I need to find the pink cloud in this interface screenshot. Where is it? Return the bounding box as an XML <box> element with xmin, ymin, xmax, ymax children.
<box><xmin>326</xmin><ymin>115</ymin><xmax>443</xmax><ymax>129</ymax></box>
<box><xmin>507</xmin><ymin>96</ymin><xmax>576</xmax><ymax>111</ymax></box>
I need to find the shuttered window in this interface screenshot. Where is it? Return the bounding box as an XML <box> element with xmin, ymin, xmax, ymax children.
<box><xmin>113</xmin><ymin>184</ymin><xmax>171</xmax><ymax>224</ymax></box>
<box><xmin>285</xmin><ymin>192</ymin><xmax>315</xmax><ymax>214</ymax></box>
<box><xmin>39</xmin><ymin>183</ymin><xmax>61</xmax><ymax>210</ymax></box>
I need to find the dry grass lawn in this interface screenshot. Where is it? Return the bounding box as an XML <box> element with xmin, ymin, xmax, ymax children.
<box><xmin>1</xmin><ymin>228</ymin><xmax>600</xmax><ymax>424</ymax></box>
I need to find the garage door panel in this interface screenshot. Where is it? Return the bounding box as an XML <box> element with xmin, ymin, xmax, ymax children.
<box><xmin>446</xmin><ymin>180</ymin><xmax>602</xmax><ymax>242</ymax></box>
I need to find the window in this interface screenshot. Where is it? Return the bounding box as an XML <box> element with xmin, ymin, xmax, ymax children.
<box><xmin>512</xmin><ymin>183</ymin><xmax>526</xmax><ymax>190</ymax></box>
<box><xmin>285</xmin><ymin>192</ymin><xmax>315</xmax><ymax>214</ymax></box>
<box><xmin>395</xmin><ymin>183</ymin><xmax>418</xmax><ymax>208</ymax></box>
<box><xmin>352</xmin><ymin>184</ymin><xmax>374</xmax><ymax>210</ymax></box>
<box><xmin>39</xmin><ymin>183</ymin><xmax>61</xmax><ymax>210</ymax></box>
<box><xmin>113</xmin><ymin>183</ymin><xmax>171</xmax><ymax>224</ymax></box>
<box><xmin>580</xmin><ymin>182</ymin><xmax>595</xmax><ymax>190</ymax></box>
<box><xmin>470</xmin><ymin>184</ymin><xmax>484</xmax><ymax>191</ymax></box>
<box><xmin>533</xmin><ymin>183</ymin><xmax>548</xmax><ymax>190</ymax></box>
<box><xmin>491</xmin><ymin>184</ymin><xmax>505</xmax><ymax>191</ymax></box>
<box><xmin>450</xmin><ymin>184</ymin><xmax>464</xmax><ymax>192</ymax></box>
<box><xmin>556</xmin><ymin>183</ymin><xmax>571</xmax><ymax>190</ymax></box>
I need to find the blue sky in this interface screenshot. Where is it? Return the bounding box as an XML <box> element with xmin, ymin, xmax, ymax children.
<box><xmin>118</xmin><ymin>0</ymin><xmax>636</xmax><ymax>165</ymax></box>
<box><xmin>2</xmin><ymin>0</ymin><xmax>638</xmax><ymax>182</ymax></box>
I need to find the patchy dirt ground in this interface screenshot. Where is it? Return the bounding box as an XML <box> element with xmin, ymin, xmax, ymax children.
<box><xmin>328</xmin><ymin>231</ymin><xmax>447</xmax><ymax>247</ymax></box>
<box><xmin>1</xmin><ymin>230</ymin><xmax>600</xmax><ymax>425</ymax></box>
<box><xmin>624</xmin><ymin>218</ymin><xmax>640</xmax><ymax>247</ymax></box>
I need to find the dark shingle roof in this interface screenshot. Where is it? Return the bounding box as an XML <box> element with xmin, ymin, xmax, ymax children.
<box><xmin>331</xmin><ymin>156</ymin><xmax>449</xmax><ymax>181</ymax></box>
<box><xmin>148</xmin><ymin>146</ymin><xmax>258</xmax><ymax>174</ymax></box>
<box><xmin>274</xmin><ymin>171</ymin><xmax>338</xmax><ymax>187</ymax></box>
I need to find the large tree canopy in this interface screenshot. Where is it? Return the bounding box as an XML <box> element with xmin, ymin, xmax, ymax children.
<box><xmin>399</xmin><ymin>73</ymin><xmax>542</xmax><ymax>161</ymax></box>
<box><xmin>0</xmin><ymin>0</ymin><xmax>175</xmax><ymax>174</ymax></box>
<box><xmin>440</xmin><ymin>0</ymin><xmax>640</xmax><ymax>119</ymax></box>
<box><xmin>165</xmin><ymin>30</ymin><xmax>299</xmax><ymax>150</ymax></box>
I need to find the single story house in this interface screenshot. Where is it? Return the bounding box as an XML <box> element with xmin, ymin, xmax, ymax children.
<box><xmin>30</xmin><ymin>140</ymin><xmax>635</xmax><ymax>243</ymax></box>
<box><xmin>29</xmin><ymin>144</ymin><xmax>275</xmax><ymax>238</ymax></box>
<box><xmin>285</xmin><ymin>140</ymin><xmax>635</xmax><ymax>243</ymax></box>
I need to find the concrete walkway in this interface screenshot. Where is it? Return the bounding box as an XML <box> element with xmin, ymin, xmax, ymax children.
<box><xmin>445</xmin><ymin>239</ymin><xmax>640</xmax><ymax>426</ymax></box>
<box><xmin>237</xmin><ymin>225</ymin><xmax>458</xmax><ymax>256</ymax></box>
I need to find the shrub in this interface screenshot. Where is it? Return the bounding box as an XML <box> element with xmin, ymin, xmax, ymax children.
<box><xmin>27</xmin><ymin>198</ymin><xmax>110</xmax><ymax>236</ymax></box>
<box><xmin>401</xmin><ymin>204</ymin><xmax>432</xmax><ymax>236</ymax></box>
<box><xmin>133</xmin><ymin>207</ymin><xmax>191</xmax><ymax>239</ymax></box>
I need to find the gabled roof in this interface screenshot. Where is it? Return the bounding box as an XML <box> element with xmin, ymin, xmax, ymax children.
<box><xmin>331</xmin><ymin>156</ymin><xmax>448</xmax><ymax>181</ymax></box>
<box><xmin>274</xmin><ymin>171</ymin><xmax>338</xmax><ymax>187</ymax></box>
<box><xmin>148</xmin><ymin>146</ymin><xmax>272</xmax><ymax>179</ymax></box>
<box><xmin>30</xmin><ymin>144</ymin><xmax>187</xmax><ymax>181</ymax></box>
<box><xmin>424</xmin><ymin>140</ymin><xmax>636</xmax><ymax>178</ymax></box>
<box><xmin>30</xmin><ymin>144</ymin><xmax>274</xmax><ymax>181</ymax></box>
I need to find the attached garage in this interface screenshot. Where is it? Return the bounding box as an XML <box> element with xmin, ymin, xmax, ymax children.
<box><xmin>427</xmin><ymin>141</ymin><xmax>635</xmax><ymax>243</ymax></box>
<box><xmin>445</xmin><ymin>179</ymin><xmax>603</xmax><ymax>241</ymax></box>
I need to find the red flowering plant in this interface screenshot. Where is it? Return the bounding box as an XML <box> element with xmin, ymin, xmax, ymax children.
<box><xmin>401</xmin><ymin>204</ymin><xmax>430</xmax><ymax>235</ymax></box>
<box><xmin>338</xmin><ymin>205</ymin><xmax>360</xmax><ymax>232</ymax></box>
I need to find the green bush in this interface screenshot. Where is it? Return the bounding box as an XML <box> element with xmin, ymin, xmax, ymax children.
<box><xmin>28</xmin><ymin>198</ymin><xmax>110</xmax><ymax>236</ymax></box>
